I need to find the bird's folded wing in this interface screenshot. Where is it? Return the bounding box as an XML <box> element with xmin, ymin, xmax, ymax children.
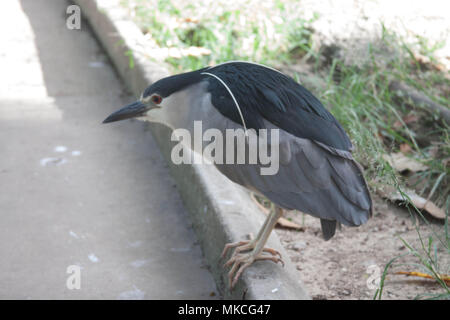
<box><xmin>216</xmin><ymin>132</ymin><xmax>372</xmax><ymax>227</ymax></box>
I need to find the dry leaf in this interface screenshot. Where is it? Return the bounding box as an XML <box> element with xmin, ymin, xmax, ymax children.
<box><xmin>183</xmin><ymin>17</ymin><xmax>199</xmax><ymax>23</ymax></box>
<box><xmin>443</xmin><ymin>157</ymin><xmax>450</xmax><ymax>168</ymax></box>
<box><xmin>399</xmin><ymin>143</ymin><xmax>412</xmax><ymax>154</ymax></box>
<box><xmin>427</xmin><ymin>144</ymin><xmax>439</xmax><ymax>158</ymax></box>
<box><xmin>403</xmin><ymin>114</ymin><xmax>419</xmax><ymax>124</ymax></box>
<box><xmin>393</xmin><ymin>114</ymin><xmax>419</xmax><ymax>129</ymax></box>
<box><xmin>377</xmin><ymin>185</ymin><xmax>446</xmax><ymax>220</ymax></box>
<box><xmin>382</xmin><ymin>152</ymin><xmax>428</xmax><ymax>173</ymax></box>
<box><xmin>412</xmin><ymin>53</ymin><xmax>447</xmax><ymax>72</ymax></box>
<box><xmin>275</xmin><ymin>216</ymin><xmax>305</xmax><ymax>230</ymax></box>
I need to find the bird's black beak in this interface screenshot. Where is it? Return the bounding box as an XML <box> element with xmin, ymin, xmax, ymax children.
<box><xmin>102</xmin><ymin>101</ymin><xmax>149</xmax><ymax>124</ymax></box>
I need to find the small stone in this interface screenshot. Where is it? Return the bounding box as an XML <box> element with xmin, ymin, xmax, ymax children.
<box><xmin>290</xmin><ymin>241</ymin><xmax>307</xmax><ymax>251</ymax></box>
<box><xmin>339</xmin><ymin>289</ymin><xmax>351</xmax><ymax>296</ymax></box>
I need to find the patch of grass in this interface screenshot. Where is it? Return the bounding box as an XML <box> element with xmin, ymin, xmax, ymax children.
<box><xmin>313</xmin><ymin>26</ymin><xmax>449</xmax><ymax>298</ymax></box>
<box><xmin>121</xmin><ymin>0</ymin><xmax>316</xmax><ymax>70</ymax></box>
<box><xmin>124</xmin><ymin>49</ymin><xmax>135</xmax><ymax>69</ymax></box>
<box><xmin>375</xmin><ymin>202</ymin><xmax>450</xmax><ymax>300</ymax></box>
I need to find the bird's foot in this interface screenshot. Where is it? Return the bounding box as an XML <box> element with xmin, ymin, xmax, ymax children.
<box><xmin>221</xmin><ymin>238</ymin><xmax>282</xmax><ymax>260</ymax></box>
<box><xmin>224</xmin><ymin>251</ymin><xmax>284</xmax><ymax>289</ymax></box>
<box><xmin>221</xmin><ymin>238</ymin><xmax>284</xmax><ymax>289</ymax></box>
<box><xmin>221</xmin><ymin>240</ymin><xmax>253</xmax><ymax>259</ymax></box>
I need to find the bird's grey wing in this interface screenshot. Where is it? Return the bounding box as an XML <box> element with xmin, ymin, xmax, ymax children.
<box><xmin>215</xmin><ymin>128</ymin><xmax>372</xmax><ymax>229</ymax></box>
<box><xmin>205</xmin><ymin>62</ymin><xmax>353</xmax><ymax>151</ymax></box>
<box><xmin>197</xmin><ymin>84</ymin><xmax>372</xmax><ymax>236</ymax></box>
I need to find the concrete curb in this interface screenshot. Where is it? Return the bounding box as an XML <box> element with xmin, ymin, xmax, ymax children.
<box><xmin>74</xmin><ymin>0</ymin><xmax>309</xmax><ymax>300</ymax></box>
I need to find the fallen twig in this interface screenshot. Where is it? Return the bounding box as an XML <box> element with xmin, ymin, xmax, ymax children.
<box><xmin>395</xmin><ymin>271</ymin><xmax>450</xmax><ymax>285</ymax></box>
<box><xmin>389</xmin><ymin>80</ymin><xmax>450</xmax><ymax>126</ymax></box>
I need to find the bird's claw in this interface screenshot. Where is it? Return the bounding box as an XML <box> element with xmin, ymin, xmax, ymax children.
<box><xmin>260</xmin><ymin>247</ymin><xmax>282</xmax><ymax>259</ymax></box>
<box><xmin>222</xmin><ymin>240</ymin><xmax>284</xmax><ymax>290</ymax></box>
<box><xmin>222</xmin><ymin>241</ymin><xmax>282</xmax><ymax>261</ymax></box>
<box><xmin>221</xmin><ymin>240</ymin><xmax>252</xmax><ymax>259</ymax></box>
<box><xmin>226</xmin><ymin>252</ymin><xmax>284</xmax><ymax>289</ymax></box>
<box><xmin>220</xmin><ymin>233</ymin><xmax>255</xmax><ymax>259</ymax></box>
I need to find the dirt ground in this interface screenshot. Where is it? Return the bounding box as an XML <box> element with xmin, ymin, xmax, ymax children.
<box><xmin>274</xmin><ymin>195</ymin><xmax>449</xmax><ymax>300</ymax></box>
<box><xmin>299</xmin><ymin>0</ymin><xmax>450</xmax><ymax>69</ymax></box>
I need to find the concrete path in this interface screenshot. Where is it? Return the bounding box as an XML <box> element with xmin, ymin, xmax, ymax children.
<box><xmin>0</xmin><ymin>0</ymin><xmax>217</xmax><ymax>299</ymax></box>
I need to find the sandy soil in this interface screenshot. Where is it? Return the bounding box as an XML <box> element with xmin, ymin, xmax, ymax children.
<box><xmin>299</xmin><ymin>0</ymin><xmax>450</xmax><ymax>69</ymax></box>
<box><xmin>274</xmin><ymin>195</ymin><xmax>449</xmax><ymax>300</ymax></box>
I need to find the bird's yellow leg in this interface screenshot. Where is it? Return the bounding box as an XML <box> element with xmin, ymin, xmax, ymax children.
<box><xmin>223</xmin><ymin>207</ymin><xmax>284</xmax><ymax>289</ymax></box>
<box><xmin>221</xmin><ymin>203</ymin><xmax>280</xmax><ymax>259</ymax></box>
<box><xmin>221</xmin><ymin>208</ymin><xmax>271</xmax><ymax>259</ymax></box>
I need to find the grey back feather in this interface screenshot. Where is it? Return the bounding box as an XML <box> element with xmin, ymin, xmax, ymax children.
<box><xmin>214</xmin><ymin>121</ymin><xmax>373</xmax><ymax>238</ymax></box>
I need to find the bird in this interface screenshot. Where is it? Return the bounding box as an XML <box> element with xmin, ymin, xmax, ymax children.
<box><xmin>103</xmin><ymin>61</ymin><xmax>373</xmax><ymax>289</ymax></box>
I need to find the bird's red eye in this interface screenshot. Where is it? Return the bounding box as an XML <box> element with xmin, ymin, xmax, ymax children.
<box><xmin>152</xmin><ymin>95</ymin><xmax>162</xmax><ymax>104</ymax></box>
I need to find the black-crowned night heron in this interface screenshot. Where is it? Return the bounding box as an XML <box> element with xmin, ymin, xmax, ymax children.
<box><xmin>103</xmin><ymin>61</ymin><xmax>372</xmax><ymax>289</ymax></box>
